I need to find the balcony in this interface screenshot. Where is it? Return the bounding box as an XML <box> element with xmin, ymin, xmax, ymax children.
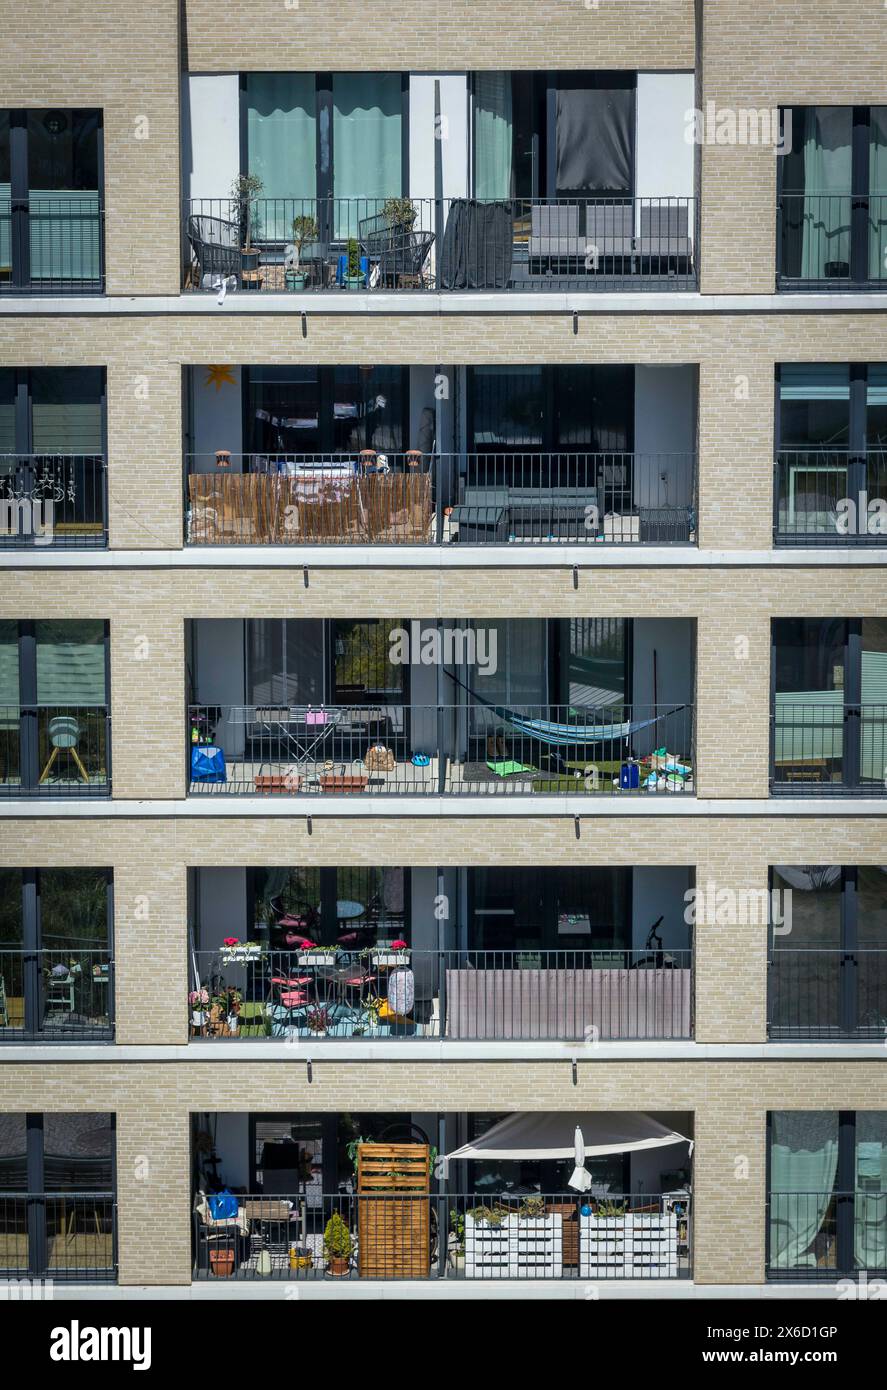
<box><xmin>769</xmin><ymin>948</ymin><xmax>887</xmax><ymax>1040</ymax></box>
<box><xmin>777</xmin><ymin>191</ymin><xmax>887</xmax><ymax>292</ymax></box>
<box><xmin>188</xmin><ymin>701</ymin><xmax>695</xmax><ymax>798</ymax></box>
<box><xmin>774</xmin><ymin>450</ymin><xmax>887</xmax><ymax>547</ymax></box>
<box><xmin>770</xmin><ymin>702</ymin><xmax>887</xmax><ymax>796</ymax></box>
<box><xmin>193</xmin><ymin>1188</ymin><xmax>692</xmax><ymax>1282</ymax></box>
<box><xmin>0</xmin><ymin>705</ymin><xmax>110</xmax><ymax>797</ymax></box>
<box><xmin>0</xmin><ymin>1192</ymin><xmax>116</xmax><ymax>1281</ymax></box>
<box><xmin>190</xmin><ymin>946</ymin><xmax>693</xmax><ymax>1042</ymax></box>
<box><xmin>184</xmin><ymin>196</ymin><xmax>696</xmax><ymax>295</ymax></box>
<box><xmin>0</xmin><ymin>454</ymin><xmax>107</xmax><ymax>549</ymax></box>
<box><xmin>0</xmin><ymin>948</ymin><xmax>113</xmax><ymax>1042</ymax></box>
<box><xmin>185</xmin><ymin>450</ymin><xmax>697</xmax><ymax>547</ymax></box>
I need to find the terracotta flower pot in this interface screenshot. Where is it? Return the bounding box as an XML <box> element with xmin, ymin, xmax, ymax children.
<box><xmin>327</xmin><ymin>1255</ymin><xmax>350</xmax><ymax>1277</ymax></box>
<box><xmin>209</xmin><ymin>1249</ymin><xmax>235</xmax><ymax>1278</ymax></box>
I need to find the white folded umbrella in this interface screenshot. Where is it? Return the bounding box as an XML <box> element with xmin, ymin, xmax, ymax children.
<box><xmin>568</xmin><ymin>1125</ymin><xmax>593</xmax><ymax>1192</ymax></box>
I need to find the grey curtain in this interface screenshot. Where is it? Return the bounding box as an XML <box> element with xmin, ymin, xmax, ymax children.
<box><xmin>556</xmin><ymin>83</ymin><xmax>632</xmax><ymax>196</ymax></box>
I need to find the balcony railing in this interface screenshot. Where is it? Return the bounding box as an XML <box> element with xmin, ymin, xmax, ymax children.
<box><xmin>777</xmin><ymin>193</ymin><xmax>887</xmax><ymax>290</ymax></box>
<box><xmin>189</xmin><ymin>946</ymin><xmax>694</xmax><ymax>1041</ymax></box>
<box><xmin>0</xmin><ymin>1192</ymin><xmax>116</xmax><ymax>1280</ymax></box>
<box><xmin>767</xmin><ymin>1190</ymin><xmax>886</xmax><ymax>1280</ymax></box>
<box><xmin>0</xmin><ymin>949</ymin><xmax>114</xmax><ymax>1041</ymax></box>
<box><xmin>774</xmin><ymin>450</ymin><xmax>887</xmax><ymax>546</ymax></box>
<box><xmin>0</xmin><ymin>705</ymin><xmax>111</xmax><ymax>797</ymax></box>
<box><xmin>0</xmin><ymin>454</ymin><xmax>107</xmax><ymax>548</ymax></box>
<box><xmin>193</xmin><ymin>1190</ymin><xmax>691</xmax><ymax>1281</ymax></box>
<box><xmin>185</xmin><ymin>451</ymin><xmax>697</xmax><ymax>547</ymax></box>
<box><xmin>771</xmin><ymin>701</ymin><xmax>887</xmax><ymax>796</ymax></box>
<box><xmin>188</xmin><ymin>702</ymin><xmax>695</xmax><ymax>797</ymax></box>
<box><xmin>184</xmin><ymin>196</ymin><xmax>696</xmax><ymax>294</ymax></box>
<box><xmin>0</xmin><ymin>196</ymin><xmax>105</xmax><ymax>295</ymax></box>
<box><xmin>768</xmin><ymin>948</ymin><xmax>887</xmax><ymax>1040</ymax></box>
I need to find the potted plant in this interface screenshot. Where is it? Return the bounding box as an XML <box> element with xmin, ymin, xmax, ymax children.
<box><xmin>209</xmin><ymin>1245</ymin><xmax>236</xmax><ymax>1278</ymax></box>
<box><xmin>189</xmin><ymin>986</ymin><xmax>209</xmax><ymax>1029</ymax></box>
<box><xmin>344</xmin><ymin>237</ymin><xmax>365</xmax><ymax>291</ymax></box>
<box><xmin>305</xmin><ymin>1004</ymin><xmax>333</xmax><ymax>1037</ymax></box>
<box><xmin>382</xmin><ymin>196</ymin><xmax>417</xmax><ymax>230</ymax></box>
<box><xmin>448</xmin><ymin>1209</ymin><xmax>465</xmax><ymax>1272</ymax></box>
<box><xmin>230</xmin><ymin>173</ymin><xmax>264</xmax><ymax>273</ymax></box>
<box><xmin>286</xmin><ymin>214</ymin><xmax>319</xmax><ymax>291</ymax></box>
<box><xmin>372</xmin><ymin>939</ymin><xmax>410</xmax><ymax>968</ymax></box>
<box><xmin>323</xmin><ymin>1212</ymin><xmax>353</xmax><ymax>1277</ymax></box>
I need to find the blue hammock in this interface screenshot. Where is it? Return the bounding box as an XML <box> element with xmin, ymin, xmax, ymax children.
<box><xmin>450</xmin><ymin>674</ymin><xmax>683</xmax><ymax>749</ymax></box>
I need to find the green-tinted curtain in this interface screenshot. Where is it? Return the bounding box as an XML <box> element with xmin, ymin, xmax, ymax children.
<box><xmin>29</xmin><ymin>188</ymin><xmax>100</xmax><ymax>283</ymax></box>
<box><xmin>0</xmin><ymin>620</ymin><xmax>19</xmax><ymax>705</ymax></box>
<box><xmin>769</xmin><ymin>1111</ymin><xmax>839</xmax><ymax>1271</ymax></box>
<box><xmin>798</xmin><ymin>108</ymin><xmax>852</xmax><ymax>280</ymax></box>
<box><xmin>246</xmin><ymin>73</ymin><xmax>317</xmax><ymax>243</ymax></box>
<box><xmin>474</xmin><ymin>73</ymin><xmax>513</xmax><ymax>201</ymax></box>
<box><xmin>35</xmin><ymin>619</ymin><xmax>106</xmax><ymax>705</ymax></box>
<box><xmin>332</xmin><ymin>73</ymin><xmax>402</xmax><ymax>239</ymax></box>
<box><xmin>0</xmin><ymin>182</ymin><xmax>10</xmax><ymax>284</ymax></box>
<box><xmin>869</xmin><ymin>108</ymin><xmax>887</xmax><ymax>281</ymax></box>
<box><xmin>855</xmin><ymin>1114</ymin><xmax>887</xmax><ymax>1269</ymax></box>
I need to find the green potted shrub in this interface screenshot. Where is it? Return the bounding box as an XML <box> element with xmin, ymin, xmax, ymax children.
<box><xmin>344</xmin><ymin>237</ymin><xmax>364</xmax><ymax>291</ymax></box>
<box><xmin>286</xmin><ymin>213</ymin><xmax>319</xmax><ymax>291</ymax></box>
<box><xmin>230</xmin><ymin>173</ymin><xmax>264</xmax><ymax>273</ymax></box>
<box><xmin>382</xmin><ymin>196</ymin><xmax>417</xmax><ymax>230</ymax></box>
<box><xmin>323</xmin><ymin>1211</ymin><xmax>353</xmax><ymax>1277</ymax></box>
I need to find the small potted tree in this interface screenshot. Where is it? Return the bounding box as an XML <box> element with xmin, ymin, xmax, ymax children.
<box><xmin>286</xmin><ymin>214</ymin><xmax>319</xmax><ymax>291</ymax></box>
<box><xmin>323</xmin><ymin>1211</ymin><xmax>353</xmax><ymax>1277</ymax></box>
<box><xmin>382</xmin><ymin>196</ymin><xmax>417</xmax><ymax>231</ymax></box>
<box><xmin>343</xmin><ymin>237</ymin><xmax>365</xmax><ymax>291</ymax></box>
<box><xmin>230</xmin><ymin>173</ymin><xmax>264</xmax><ymax>273</ymax></box>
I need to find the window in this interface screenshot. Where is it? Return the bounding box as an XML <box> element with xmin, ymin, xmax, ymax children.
<box><xmin>243</xmin><ymin>73</ymin><xmax>405</xmax><ymax>243</ymax></box>
<box><xmin>469</xmin><ymin>867</ymin><xmax>631</xmax><ymax>952</ymax></box>
<box><xmin>0</xmin><ymin>619</ymin><xmax>109</xmax><ymax>795</ymax></box>
<box><xmin>769</xmin><ymin>866</ymin><xmax>887</xmax><ymax>1036</ymax></box>
<box><xmin>0</xmin><ymin>868</ymin><xmax>112</xmax><ymax>1040</ymax></box>
<box><xmin>779</xmin><ymin>106</ymin><xmax>887</xmax><ymax>285</ymax></box>
<box><xmin>772</xmin><ymin>618</ymin><xmax>887</xmax><ymax>792</ymax></box>
<box><xmin>0</xmin><ymin>109</ymin><xmax>103</xmax><ymax>291</ymax></box>
<box><xmin>768</xmin><ymin>1111</ymin><xmax>887</xmax><ymax>1277</ymax></box>
<box><xmin>244</xmin><ymin>365</ymin><xmax>407</xmax><ymax>457</ymax></box>
<box><xmin>0</xmin><ymin>367</ymin><xmax>105</xmax><ymax>546</ymax></box>
<box><xmin>0</xmin><ymin>1113</ymin><xmax>115</xmax><ymax>1280</ymax></box>
<box><xmin>250</xmin><ymin>866</ymin><xmax>409</xmax><ymax>949</ymax></box>
<box><xmin>245</xmin><ymin>619</ymin><xmax>407</xmax><ymax>707</ymax></box>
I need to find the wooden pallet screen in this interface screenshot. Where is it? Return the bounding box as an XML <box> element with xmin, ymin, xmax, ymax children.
<box><xmin>188</xmin><ymin>472</ymin><xmax>433</xmax><ymax>545</ymax></box>
<box><xmin>464</xmin><ymin>1214</ymin><xmax>563</xmax><ymax>1279</ymax></box>
<box><xmin>356</xmin><ymin>1144</ymin><xmax>431</xmax><ymax>1279</ymax></box>
<box><xmin>579</xmin><ymin>1211</ymin><xmax>678</xmax><ymax>1278</ymax></box>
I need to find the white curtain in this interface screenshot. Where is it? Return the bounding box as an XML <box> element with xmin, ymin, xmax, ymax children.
<box><xmin>799</xmin><ymin>108</ymin><xmax>852</xmax><ymax>280</ymax></box>
<box><xmin>474</xmin><ymin>73</ymin><xmax>513</xmax><ymax>201</ymax></box>
<box><xmin>769</xmin><ymin>1111</ymin><xmax>839</xmax><ymax>1270</ymax></box>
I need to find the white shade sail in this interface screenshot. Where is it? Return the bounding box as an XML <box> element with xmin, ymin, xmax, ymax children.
<box><xmin>447</xmin><ymin>1112</ymin><xmax>691</xmax><ymax>1162</ymax></box>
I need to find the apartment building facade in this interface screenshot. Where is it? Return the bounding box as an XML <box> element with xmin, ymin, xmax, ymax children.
<box><xmin>0</xmin><ymin>0</ymin><xmax>885</xmax><ymax>1296</ymax></box>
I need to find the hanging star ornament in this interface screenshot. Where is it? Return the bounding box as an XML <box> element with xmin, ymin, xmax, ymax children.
<box><xmin>205</xmin><ymin>365</ymin><xmax>237</xmax><ymax>392</ymax></box>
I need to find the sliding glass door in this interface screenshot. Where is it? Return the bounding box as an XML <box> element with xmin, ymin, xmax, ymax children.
<box><xmin>245</xmin><ymin>365</ymin><xmax>407</xmax><ymax>457</ymax></box>
<box><xmin>772</xmin><ymin>618</ymin><xmax>887</xmax><ymax>792</ymax></box>
<box><xmin>469</xmin><ymin>866</ymin><xmax>631</xmax><ymax>952</ymax></box>
<box><xmin>0</xmin><ymin>109</ymin><xmax>102</xmax><ymax>291</ymax></box>
<box><xmin>780</xmin><ymin>106</ymin><xmax>887</xmax><ymax>284</ymax></box>
<box><xmin>244</xmin><ymin>73</ymin><xmax>405</xmax><ymax>244</ymax></box>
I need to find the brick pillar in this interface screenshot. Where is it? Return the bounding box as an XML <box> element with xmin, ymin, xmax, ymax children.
<box><xmin>106</xmin><ymin>357</ymin><xmax>183</xmax><ymax>550</ymax></box>
<box><xmin>697</xmin><ymin>354</ymin><xmax>775</xmax><ymax>551</ymax></box>
<box><xmin>113</xmin><ymin>860</ymin><xmax>188</xmax><ymax>1046</ymax></box>
<box><xmin>692</xmin><ymin>1094</ymin><xmax>766</xmax><ymax>1284</ymax></box>
<box><xmin>694</xmin><ymin>608</ymin><xmax>771</xmax><ymax>799</ymax></box>
<box><xmin>693</xmin><ymin>842</ymin><xmax>770</xmax><ymax>1043</ymax></box>
<box><xmin>116</xmin><ymin>1099</ymin><xmax>192</xmax><ymax>1285</ymax></box>
<box><xmin>109</xmin><ymin>614</ymin><xmax>186</xmax><ymax>799</ymax></box>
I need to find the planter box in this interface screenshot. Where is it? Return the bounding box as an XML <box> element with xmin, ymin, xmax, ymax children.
<box><xmin>579</xmin><ymin>1211</ymin><xmax>677</xmax><ymax>1279</ymax></box>
<box><xmin>254</xmin><ymin>774</ymin><xmax>299</xmax><ymax>794</ymax></box>
<box><xmin>221</xmin><ymin>949</ymin><xmax>264</xmax><ymax>965</ymax></box>
<box><xmin>372</xmin><ymin>951</ymin><xmax>411</xmax><ymax>968</ymax></box>
<box><xmin>320</xmin><ymin>774</ymin><xmax>368</xmax><ymax>793</ymax></box>
<box><xmin>464</xmin><ymin>1214</ymin><xmax>562</xmax><ymax>1279</ymax></box>
<box><xmin>297</xmin><ymin>951</ymin><xmax>337</xmax><ymax>966</ymax></box>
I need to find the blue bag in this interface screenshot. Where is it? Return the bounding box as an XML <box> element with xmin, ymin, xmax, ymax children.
<box><xmin>191</xmin><ymin>744</ymin><xmax>226</xmax><ymax>783</ymax></box>
<box><xmin>208</xmin><ymin>1189</ymin><xmax>238</xmax><ymax>1220</ymax></box>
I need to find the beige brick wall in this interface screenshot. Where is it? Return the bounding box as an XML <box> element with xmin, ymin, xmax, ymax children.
<box><xmin>182</xmin><ymin>1</ymin><xmax>695</xmax><ymax>73</ymax></box>
<box><xmin>0</xmin><ymin>1061</ymin><xmax>883</xmax><ymax>1285</ymax></box>
<box><xmin>1</xmin><ymin>2</ymin><xmax>181</xmax><ymax>296</ymax></box>
<box><xmin>699</xmin><ymin>1</ymin><xmax>887</xmax><ymax>292</ymax></box>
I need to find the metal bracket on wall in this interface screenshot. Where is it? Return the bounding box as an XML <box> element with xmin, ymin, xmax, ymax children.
<box><xmin>574</xmin><ymin>816</ymin><xmax>581</xmax><ymax>839</ymax></box>
<box><xmin>571</xmin><ymin>1055</ymin><xmax>578</xmax><ymax>1086</ymax></box>
<box><xmin>572</xmin><ymin>565</ymin><xmax>579</xmax><ymax>590</ymax></box>
<box><xmin>303</xmin><ymin>566</ymin><xmax>309</xmax><ymax>588</ymax></box>
<box><xmin>301</xmin><ymin>311</ymin><xmax>308</xmax><ymax>338</ymax></box>
<box><xmin>306</xmin><ymin>816</ymin><xmax>312</xmax><ymax>836</ymax></box>
<box><xmin>572</xmin><ymin>311</ymin><xmax>579</xmax><ymax>335</ymax></box>
<box><xmin>306</xmin><ymin>1058</ymin><xmax>313</xmax><ymax>1083</ymax></box>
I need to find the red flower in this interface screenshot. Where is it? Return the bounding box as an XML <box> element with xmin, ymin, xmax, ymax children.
<box><xmin>223</xmin><ymin>937</ymin><xmax>239</xmax><ymax>947</ymax></box>
<box><xmin>391</xmin><ymin>940</ymin><xmax>408</xmax><ymax>950</ymax></box>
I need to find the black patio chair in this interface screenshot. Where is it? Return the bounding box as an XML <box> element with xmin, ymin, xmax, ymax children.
<box><xmin>358</xmin><ymin>214</ymin><xmax>435</xmax><ymax>288</ymax></box>
<box><xmin>187</xmin><ymin>214</ymin><xmax>240</xmax><ymax>285</ymax></box>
